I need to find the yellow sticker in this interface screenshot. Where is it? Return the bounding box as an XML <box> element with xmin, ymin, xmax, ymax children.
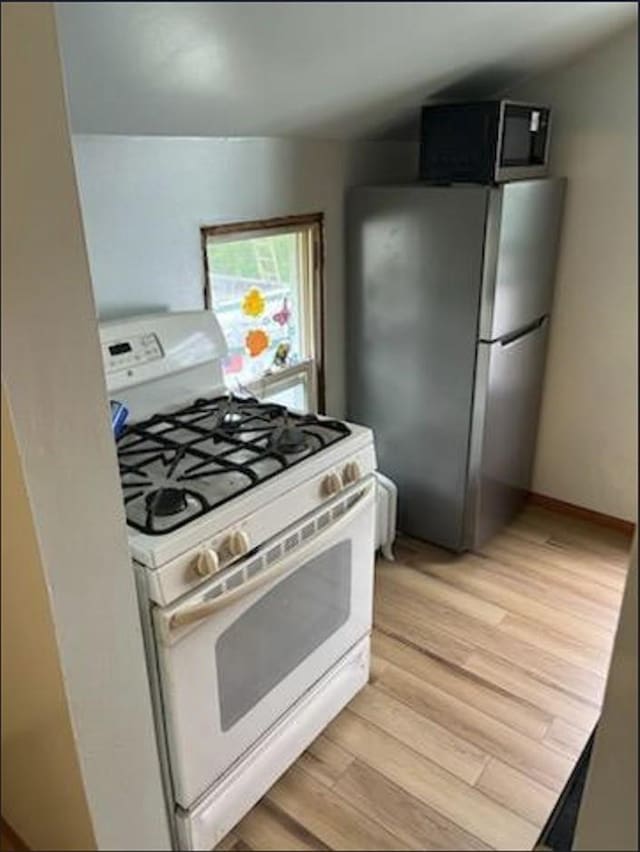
<box><xmin>242</xmin><ymin>288</ymin><xmax>266</xmax><ymax>318</ymax></box>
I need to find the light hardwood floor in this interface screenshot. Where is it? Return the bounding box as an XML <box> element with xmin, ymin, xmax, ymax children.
<box><xmin>217</xmin><ymin>505</ymin><xmax>631</xmax><ymax>852</ymax></box>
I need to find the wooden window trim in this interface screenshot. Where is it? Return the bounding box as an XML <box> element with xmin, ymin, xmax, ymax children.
<box><xmin>201</xmin><ymin>212</ymin><xmax>323</xmax><ymax>239</ymax></box>
<box><xmin>201</xmin><ymin>212</ymin><xmax>326</xmax><ymax>414</ymax></box>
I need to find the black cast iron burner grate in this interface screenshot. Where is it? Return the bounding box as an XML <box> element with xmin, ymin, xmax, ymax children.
<box><xmin>116</xmin><ymin>394</ymin><xmax>351</xmax><ymax>535</ymax></box>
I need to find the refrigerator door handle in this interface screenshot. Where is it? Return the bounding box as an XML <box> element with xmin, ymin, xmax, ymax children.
<box><xmin>499</xmin><ymin>315</ymin><xmax>547</xmax><ymax>348</ymax></box>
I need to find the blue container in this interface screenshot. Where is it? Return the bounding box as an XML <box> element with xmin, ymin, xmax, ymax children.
<box><xmin>110</xmin><ymin>401</ymin><xmax>129</xmax><ymax>439</ymax></box>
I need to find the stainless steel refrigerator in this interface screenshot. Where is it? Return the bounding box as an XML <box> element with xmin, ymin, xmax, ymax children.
<box><xmin>346</xmin><ymin>178</ymin><xmax>566</xmax><ymax>551</ymax></box>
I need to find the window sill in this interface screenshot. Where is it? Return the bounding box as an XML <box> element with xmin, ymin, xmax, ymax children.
<box><xmin>227</xmin><ymin>360</ymin><xmax>317</xmax><ymax>413</ymax></box>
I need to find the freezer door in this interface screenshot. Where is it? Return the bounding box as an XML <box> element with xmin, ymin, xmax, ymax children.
<box><xmin>346</xmin><ymin>185</ymin><xmax>489</xmax><ymax>550</ymax></box>
<box><xmin>479</xmin><ymin>178</ymin><xmax>566</xmax><ymax>341</ymax></box>
<box><xmin>467</xmin><ymin>317</ymin><xmax>549</xmax><ymax>549</ymax></box>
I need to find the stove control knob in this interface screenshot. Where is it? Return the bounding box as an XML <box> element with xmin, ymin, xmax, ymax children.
<box><xmin>342</xmin><ymin>461</ymin><xmax>361</xmax><ymax>485</ymax></box>
<box><xmin>321</xmin><ymin>472</ymin><xmax>343</xmax><ymax>498</ymax></box>
<box><xmin>194</xmin><ymin>548</ymin><xmax>220</xmax><ymax>578</ymax></box>
<box><xmin>228</xmin><ymin>530</ymin><xmax>251</xmax><ymax>559</ymax></box>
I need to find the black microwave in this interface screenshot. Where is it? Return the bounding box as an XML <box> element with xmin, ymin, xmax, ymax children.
<box><xmin>419</xmin><ymin>100</ymin><xmax>551</xmax><ymax>184</ymax></box>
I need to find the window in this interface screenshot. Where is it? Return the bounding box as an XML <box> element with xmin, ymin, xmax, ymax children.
<box><xmin>202</xmin><ymin>214</ymin><xmax>324</xmax><ymax>413</ymax></box>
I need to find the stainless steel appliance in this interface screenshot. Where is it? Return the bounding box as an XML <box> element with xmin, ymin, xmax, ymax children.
<box><xmin>419</xmin><ymin>101</ymin><xmax>551</xmax><ymax>183</ymax></box>
<box><xmin>346</xmin><ymin>178</ymin><xmax>566</xmax><ymax>551</ymax></box>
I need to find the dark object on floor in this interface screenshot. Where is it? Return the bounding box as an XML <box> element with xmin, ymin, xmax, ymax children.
<box><xmin>536</xmin><ymin>724</ymin><xmax>598</xmax><ymax>852</ymax></box>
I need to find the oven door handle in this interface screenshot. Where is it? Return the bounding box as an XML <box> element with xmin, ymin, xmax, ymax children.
<box><xmin>163</xmin><ymin>481</ymin><xmax>376</xmax><ymax>636</ymax></box>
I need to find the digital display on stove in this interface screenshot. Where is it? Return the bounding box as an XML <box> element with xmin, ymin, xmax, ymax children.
<box><xmin>109</xmin><ymin>342</ymin><xmax>132</xmax><ymax>356</ymax></box>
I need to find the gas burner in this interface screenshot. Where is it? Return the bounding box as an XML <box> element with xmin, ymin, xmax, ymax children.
<box><xmin>146</xmin><ymin>487</ymin><xmax>188</xmax><ymax>517</ymax></box>
<box><xmin>269</xmin><ymin>426</ymin><xmax>309</xmax><ymax>456</ymax></box>
<box><xmin>196</xmin><ymin>394</ymin><xmax>244</xmax><ymax>430</ymax></box>
<box><xmin>214</xmin><ymin>396</ymin><xmax>245</xmax><ymax>430</ymax></box>
<box><xmin>116</xmin><ymin>394</ymin><xmax>352</xmax><ymax>534</ymax></box>
<box><xmin>223</xmin><ymin>410</ymin><xmax>243</xmax><ymax>427</ymax></box>
<box><xmin>269</xmin><ymin>422</ymin><xmax>309</xmax><ymax>455</ymax></box>
<box><xmin>192</xmin><ymin>394</ymin><xmax>266</xmax><ymax>432</ymax></box>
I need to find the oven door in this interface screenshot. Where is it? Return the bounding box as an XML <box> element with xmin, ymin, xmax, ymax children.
<box><xmin>153</xmin><ymin>479</ymin><xmax>375</xmax><ymax>809</ymax></box>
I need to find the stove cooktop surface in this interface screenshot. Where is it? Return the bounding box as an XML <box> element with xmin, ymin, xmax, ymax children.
<box><xmin>116</xmin><ymin>394</ymin><xmax>351</xmax><ymax>535</ymax></box>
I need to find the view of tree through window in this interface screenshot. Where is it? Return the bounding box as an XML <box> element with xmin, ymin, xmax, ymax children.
<box><xmin>211</xmin><ymin>234</ymin><xmax>295</xmax><ymax>282</ymax></box>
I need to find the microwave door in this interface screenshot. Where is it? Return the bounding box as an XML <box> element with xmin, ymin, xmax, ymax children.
<box><xmin>495</xmin><ymin>102</ymin><xmax>551</xmax><ymax>181</ymax></box>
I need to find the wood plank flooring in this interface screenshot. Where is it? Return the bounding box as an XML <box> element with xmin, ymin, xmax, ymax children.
<box><xmin>216</xmin><ymin>505</ymin><xmax>631</xmax><ymax>851</ymax></box>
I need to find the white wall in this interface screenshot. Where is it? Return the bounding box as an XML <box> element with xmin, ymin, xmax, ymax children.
<box><xmin>508</xmin><ymin>26</ymin><xmax>638</xmax><ymax>521</ymax></box>
<box><xmin>1</xmin><ymin>4</ymin><xmax>170</xmax><ymax>849</ymax></box>
<box><xmin>71</xmin><ymin>135</ymin><xmax>416</xmax><ymax>418</ymax></box>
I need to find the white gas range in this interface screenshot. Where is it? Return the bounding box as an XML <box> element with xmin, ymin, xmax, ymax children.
<box><xmin>99</xmin><ymin>310</ymin><xmax>381</xmax><ymax>851</ymax></box>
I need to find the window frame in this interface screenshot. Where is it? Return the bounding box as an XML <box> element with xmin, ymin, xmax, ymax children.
<box><xmin>201</xmin><ymin>212</ymin><xmax>326</xmax><ymax>413</ymax></box>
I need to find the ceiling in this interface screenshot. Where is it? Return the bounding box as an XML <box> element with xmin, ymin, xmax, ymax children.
<box><xmin>56</xmin><ymin>2</ymin><xmax>637</xmax><ymax>140</ymax></box>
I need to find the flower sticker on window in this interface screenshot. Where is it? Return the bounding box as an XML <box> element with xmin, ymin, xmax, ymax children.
<box><xmin>272</xmin><ymin>297</ymin><xmax>291</xmax><ymax>327</ymax></box>
<box><xmin>242</xmin><ymin>288</ymin><xmax>266</xmax><ymax>318</ymax></box>
<box><xmin>272</xmin><ymin>341</ymin><xmax>290</xmax><ymax>367</ymax></box>
<box><xmin>245</xmin><ymin>329</ymin><xmax>270</xmax><ymax>358</ymax></box>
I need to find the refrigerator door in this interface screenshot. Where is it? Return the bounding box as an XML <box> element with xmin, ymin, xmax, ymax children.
<box><xmin>479</xmin><ymin>178</ymin><xmax>566</xmax><ymax>341</ymax></box>
<box><xmin>347</xmin><ymin>185</ymin><xmax>488</xmax><ymax>551</ymax></box>
<box><xmin>466</xmin><ymin>317</ymin><xmax>549</xmax><ymax>549</ymax></box>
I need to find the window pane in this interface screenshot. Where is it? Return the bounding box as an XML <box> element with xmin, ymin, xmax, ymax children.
<box><xmin>263</xmin><ymin>379</ymin><xmax>308</xmax><ymax>413</ymax></box>
<box><xmin>207</xmin><ymin>232</ymin><xmax>306</xmax><ymax>388</ymax></box>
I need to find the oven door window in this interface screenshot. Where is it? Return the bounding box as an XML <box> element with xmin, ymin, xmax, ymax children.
<box><xmin>216</xmin><ymin>541</ymin><xmax>351</xmax><ymax>731</ymax></box>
